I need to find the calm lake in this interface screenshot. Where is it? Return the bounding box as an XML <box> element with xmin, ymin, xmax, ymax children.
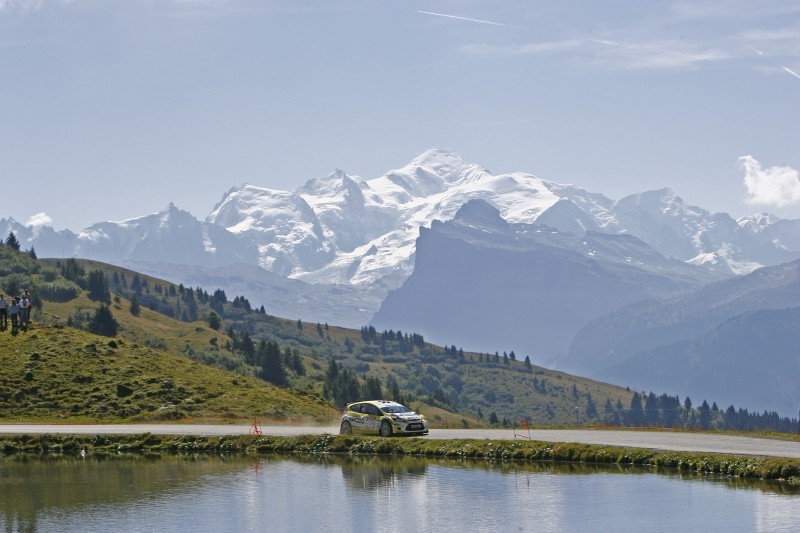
<box><xmin>1</xmin><ymin>454</ymin><xmax>798</xmax><ymax>532</ymax></box>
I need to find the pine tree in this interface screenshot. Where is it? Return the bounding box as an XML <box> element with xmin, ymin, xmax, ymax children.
<box><xmin>257</xmin><ymin>340</ymin><xmax>287</xmax><ymax>386</ymax></box>
<box><xmin>603</xmin><ymin>398</ymin><xmax>618</xmax><ymax>425</ymax></box>
<box><xmin>698</xmin><ymin>400</ymin><xmax>712</xmax><ymax>430</ymax></box>
<box><xmin>628</xmin><ymin>393</ymin><xmax>644</xmax><ymax>427</ymax></box>
<box><xmin>585</xmin><ymin>393</ymin><xmax>598</xmax><ymax>419</ymax></box>
<box><xmin>88</xmin><ymin>304</ymin><xmax>119</xmax><ymax>337</ymax></box>
<box><xmin>87</xmin><ymin>270</ymin><xmax>110</xmax><ymax>303</ymax></box>
<box><xmin>129</xmin><ymin>294</ymin><xmax>140</xmax><ymax>316</ymax></box>
<box><xmin>5</xmin><ymin>231</ymin><xmax>21</xmax><ymax>251</ymax></box>
<box><xmin>206</xmin><ymin>310</ymin><xmax>221</xmax><ymax>330</ymax></box>
<box><xmin>644</xmin><ymin>392</ymin><xmax>660</xmax><ymax>425</ymax></box>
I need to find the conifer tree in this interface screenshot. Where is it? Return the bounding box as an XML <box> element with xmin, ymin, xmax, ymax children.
<box><xmin>87</xmin><ymin>270</ymin><xmax>110</xmax><ymax>303</ymax></box>
<box><xmin>129</xmin><ymin>294</ymin><xmax>140</xmax><ymax>316</ymax></box>
<box><xmin>88</xmin><ymin>304</ymin><xmax>119</xmax><ymax>337</ymax></box>
<box><xmin>257</xmin><ymin>340</ymin><xmax>287</xmax><ymax>386</ymax></box>
<box><xmin>206</xmin><ymin>310</ymin><xmax>221</xmax><ymax>330</ymax></box>
<box><xmin>628</xmin><ymin>392</ymin><xmax>644</xmax><ymax>427</ymax></box>
<box><xmin>5</xmin><ymin>231</ymin><xmax>21</xmax><ymax>251</ymax></box>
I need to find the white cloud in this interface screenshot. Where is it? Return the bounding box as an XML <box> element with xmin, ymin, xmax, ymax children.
<box><xmin>26</xmin><ymin>212</ymin><xmax>54</xmax><ymax>238</ymax></box>
<box><xmin>461</xmin><ymin>40</ymin><xmax>583</xmax><ymax>57</ymax></box>
<box><xmin>0</xmin><ymin>0</ymin><xmax>44</xmax><ymax>11</ymax></box>
<box><xmin>590</xmin><ymin>39</ymin><xmax>729</xmax><ymax>70</ymax></box>
<box><xmin>462</xmin><ymin>37</ymin><xmax>728</xmax><ymax>70</ymax></box>
<box><xmin>740</xmin><ymin>155</ymin><xmax>800</xmax><ymax>207</ymax></box>
<box><xmin>671</xmin><ymin>0</ymin><xmax>800</xmax><ymax>20</ymax></box>
<box><xmin>26</xmin><ymin>212</ymin><xmax>53</xmax><ymax>228</ymax></box>
<box><xmin>0</xmin><ymin>0</ymin><xmax>220</xmax><ymax>11</ymax></box>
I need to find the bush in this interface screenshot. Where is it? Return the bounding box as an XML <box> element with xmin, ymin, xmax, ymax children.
<box><xmin>39</xmin><ymin>280</ymin><xmax>81</xmax><ymax>302</ymax></box>
<box><xmin>41</xmin><ymin>268</ymin><xmax>59</xmax><ymax>282</ymax></box>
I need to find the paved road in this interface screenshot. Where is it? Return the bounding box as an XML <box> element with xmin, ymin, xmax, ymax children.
<box><xmin>1</xmin><ymin>424</ymin><xmax>799</xmax><ymax>458</ymax></box>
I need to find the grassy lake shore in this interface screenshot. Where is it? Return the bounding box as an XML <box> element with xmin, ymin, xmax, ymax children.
<box><xmin>2</xmin><ymin>432</ymin><xmax>799</xmax><ymax>485</ymax></box>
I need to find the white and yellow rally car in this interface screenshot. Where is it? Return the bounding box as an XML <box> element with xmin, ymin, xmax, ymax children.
<box><xmin>339</xmin><ymin>400</ymin><xmax>429</xmax><ymax>437</ymax></box>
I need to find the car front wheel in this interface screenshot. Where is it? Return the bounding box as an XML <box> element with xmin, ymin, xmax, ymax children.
<box><xmin>379</xmin><ymin>420</ymin><xmax>393</xmax><ymax>437</ymax></box>
<box><xmin>340</xmin><ymin>421</ymin><xmax>352</xmax><ymax>435</ymax></box>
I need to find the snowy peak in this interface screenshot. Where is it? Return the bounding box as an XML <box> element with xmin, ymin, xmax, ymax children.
<box><xmin>206</xmin><ymin>184</ymin><xmax>331</xmax><ymax>275</ymax></box>
<box><xmin>375</xmin><ymin>149</ymin><xmax>490</xmax><ymax>199</ymax></box>
<box><xmin>614</xmin><ymin>187</ymin><xmax>679</xmax><ymax>212</ymax></box>
<box><xmin>737</xmin><ymin>212</ymin><xmax>782</xmax><ymax>232</ymax></box>
<box><xmin>64</xmin><ymin>203</ymin><xmax>259</xmax><ymax>267</ymax></box>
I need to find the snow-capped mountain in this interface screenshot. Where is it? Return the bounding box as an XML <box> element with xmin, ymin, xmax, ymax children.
<box><xmin>4</xmin><ymin>148</ymin><xmax>800</xmax><ymax>327</ymax></box>
<box><xmin>202</xmin><ymin>149</ymin><xmax>626</xmax><ymax>290</ymax></box>
<box><xmin>200</xmin><ymin>150</ymin><xmax>800</xmax><ymax>289</ymax></box>
<box><xmin>1</xmin><ymin>204</ymin><xmax>258</xmax><ymax>268</ymax></box>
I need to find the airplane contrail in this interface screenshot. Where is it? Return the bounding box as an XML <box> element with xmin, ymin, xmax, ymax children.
<box><xmin>783</xmin><ymin>66</ymin><xmax>800</xmax><ymax>79</ymax></box>
<box><xmin>417</xmin><ymin>10</ymin><xmax>526</xmax><ymax>30</ymax></box>
<box><xmin>589</xmin><ymin>39</ymin><xmax>617</xmax><ymax>46</ymax></box>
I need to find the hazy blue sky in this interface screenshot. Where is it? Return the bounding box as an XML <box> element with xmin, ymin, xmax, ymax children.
<box><xmin>2</xmin><ymin>0</ymin><xmax>799</xmax><ymax>231</ymax></box>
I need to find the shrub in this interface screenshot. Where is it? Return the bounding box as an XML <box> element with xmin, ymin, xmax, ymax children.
<box><xmin>39</xmin><ymin>280</ymin><xmax>81</xmax><ymax>302</ymax></box>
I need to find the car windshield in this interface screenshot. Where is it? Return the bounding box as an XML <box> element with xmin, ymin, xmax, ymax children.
<box><xmin>380</xmin><ymin>404</ymin><xmax>412</xmax><ymax>414</ymax></box>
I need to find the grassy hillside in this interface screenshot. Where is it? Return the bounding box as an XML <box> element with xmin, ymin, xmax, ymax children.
<box><xmin>0</xmin><ymin>247</ymin><xmax>791</xmax><ymax>432</ymax></box>
<box><xmin>27</xmin><ymin>256</ymin><xmax>636</xmax><ymax>427</ymax></box>
<box><xmin>0</xmin><ymin>324</ymin><xmax>335</xmax><ymax>423</ymax></box>
<box><xmin>0</xmin><ymin>249</ymin><xmax>335</xmax><ymax>423</ymax></box>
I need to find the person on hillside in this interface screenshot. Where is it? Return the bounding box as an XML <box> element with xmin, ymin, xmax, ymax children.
<box><xmin>0</xmin><ymin>294</ymin><xmax>7</xmax><ymax>329</ymax></box>
<box><xmin>9</xmin><ymin>297</ymin><xmax>19</xmax><ymax>330</ymax></box>
<box><xmin>19</xmin><ymin>294</ymin><xmax>30</xmax><ymax>326</ymax></box>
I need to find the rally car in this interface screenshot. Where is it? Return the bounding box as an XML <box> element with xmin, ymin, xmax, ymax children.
<box><xmin>339</xmin><ymin>400</ymin><xmax>428</xmax><ymax>437</ymax></box>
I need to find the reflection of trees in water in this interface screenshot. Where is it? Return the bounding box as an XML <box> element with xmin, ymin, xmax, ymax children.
<box><xmin>0</xmin><ymin>454</ymin><xmax>260</xmax><ymax>531</ymax></box>
<box><xmin>339</xmin><ymin>456</ymin><xmax>429</xmax><ymax>491</ymax></box>
<box><xmin>285</xmin><ymin>454</ymin><xmax>800</xmax><ymax>496</ymax></box>
<box><xmin>2</xmin><ymin>453</ymin><xmax>797</xmax><ymax>530</ymax></box>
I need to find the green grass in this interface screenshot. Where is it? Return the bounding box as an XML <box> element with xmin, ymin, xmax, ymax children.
<box><xmin>0</xmin><ymin>324</ymin><xmax>337</xmax><ymax>423</ymax></box>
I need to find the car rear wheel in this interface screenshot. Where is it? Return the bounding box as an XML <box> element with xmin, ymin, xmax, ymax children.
<box><xmin>379</xmin><ymin>420</ymin><xmax>393</xmax><ymax>437</ymax></box>
<box><xmin>340</xmin><ymin>421</ymin><xmax>352</xmax><ymax>435</ymax></box>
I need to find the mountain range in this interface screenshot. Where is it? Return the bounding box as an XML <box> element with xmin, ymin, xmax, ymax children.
<box><xmin>371</xmin><ymin>199</ymin><xmax>723</xmax><ymax>359</ymax></box>
<box><xmin>3</xmin><ymin>149</ymin><xmax>800</xmax><ymax>414</ymax></box>
<box><xmin>5</xmin><ymin>150</ymin><xmax>800</xmax><ymax>304</ymax></box>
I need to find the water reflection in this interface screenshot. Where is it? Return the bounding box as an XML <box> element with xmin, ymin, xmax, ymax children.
<box><xmin>0</xmin><ymin>454</ymin><xmax>798</xmax><ymax>532</ymax></box>
<box><xmin>0</xmin><ymin>454</ymin><xmax>259</xmax><ymax>531</ymax></box>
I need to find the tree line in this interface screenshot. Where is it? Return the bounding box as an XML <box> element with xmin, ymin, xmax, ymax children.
<box><xmin>599</xmin><ymin>392</ymin><xmax>797</xmax><ymax>433</ymax></box>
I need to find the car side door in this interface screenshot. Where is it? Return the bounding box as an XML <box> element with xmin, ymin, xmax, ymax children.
<box><xmin>346</xmin><ymin>403</ymin><xmax>367</xmax><ymax>430</ymax></box>
<box><xmin>362</xmin><ymin>404</ymin><xmax>382</xmax><ymax>431</ymax></box>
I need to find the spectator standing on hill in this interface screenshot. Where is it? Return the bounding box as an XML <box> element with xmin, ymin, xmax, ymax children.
<box><xmin>0</xmin><ymin>294</ymin><xmax>7</xmax><ymax>328</ymax></box>
<box><xmin>19</xmin><ymin>294</ymin><xmax>30</xmax><ymax>325</ymax></box>
<box><xmin>9</xmin><ymin>297</ymin><xmax>19</xmax><ymax>330</ymax></box>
